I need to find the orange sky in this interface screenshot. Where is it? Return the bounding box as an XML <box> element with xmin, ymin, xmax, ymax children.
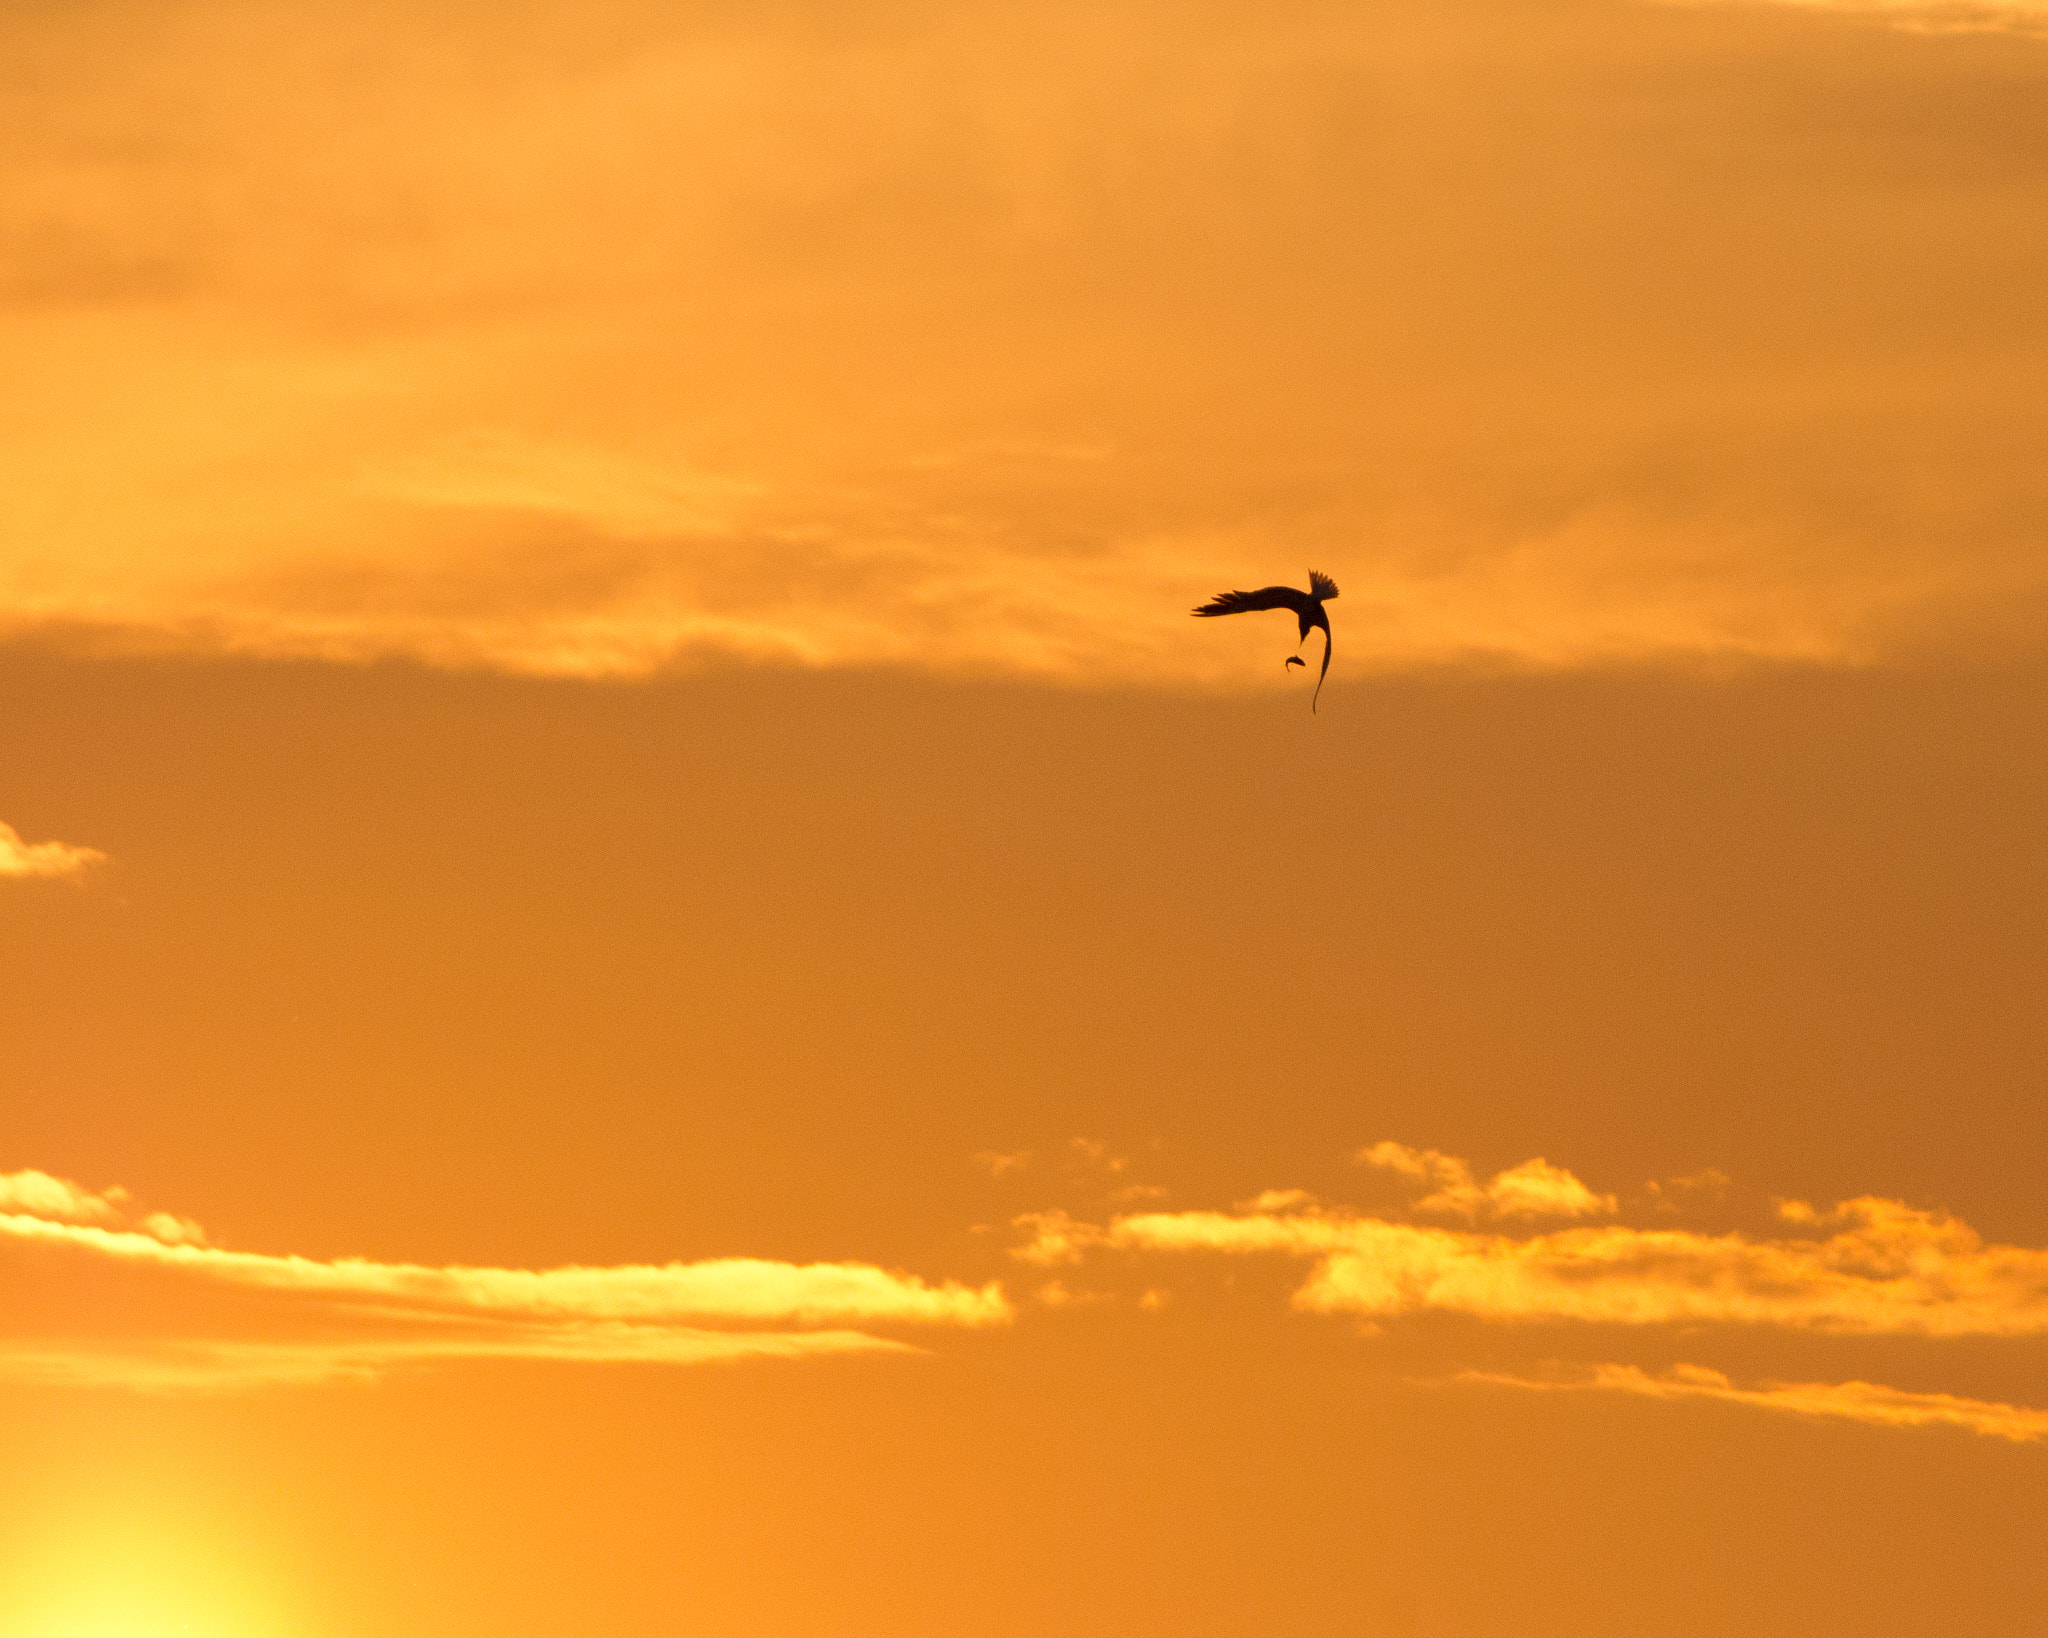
<box><xmin>5</xmin><ymin>2</ymin><xmax>2048</xmax><ymax>1635</ymax></box>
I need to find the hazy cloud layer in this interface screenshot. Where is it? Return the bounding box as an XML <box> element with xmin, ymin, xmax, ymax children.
<box><xmin>5</xmin><ymin>0</ymin><xmax>2048</xmax><ymax>683</ymax></box>
<box><xmin>0</xmin><ymin>823</ymin><xmax>104</xmax><ymax>880</ymax></box>
<box><xmin>1</xmin><ymin>1170</ymin><xmax>1008</xmax><ymax>1392</ymax></box>
<box><xmin>1460</xmin><ymin>1362</ymin><xmax>2048</xmax><ymax>1442</ymax></box>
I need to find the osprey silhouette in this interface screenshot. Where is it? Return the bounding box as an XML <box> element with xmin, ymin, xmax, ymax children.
<box><xmin>1192</xmin><ymin>570</ymin><xmax>1340</xmax><ymax>711</ymax></box>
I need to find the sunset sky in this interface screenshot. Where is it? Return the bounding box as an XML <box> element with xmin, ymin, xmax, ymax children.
<box><xmin>5</xmin><ymin>1</ymin><xmax>2048</xmax><ymax>1633</ymax></box>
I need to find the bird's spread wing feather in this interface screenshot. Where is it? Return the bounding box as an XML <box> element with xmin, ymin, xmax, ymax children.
<box><xmin>1191</xmin><ymin>585</ymin><xmax>1310</xmax><ymax>617</ymax></box>
<box><xmin>1309</xmin><ymin>570</ymin><xmax>1338</xmax><ymax>601</ymax></box>
<box><xmin>1313</xmin><ymin>626</ymin><xmax>1332</xmax><ymax>712</ymax></box>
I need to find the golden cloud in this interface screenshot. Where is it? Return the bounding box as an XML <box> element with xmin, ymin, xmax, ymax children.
<box><xmin>1007</xmin><ymin>1146</ymin><xmax>2048</xmax><ymax>1339</ymax></box>
<box><xmin>0</xmin><ymin>1170</ymin><xmax>128</xmax><ymax>1225</ymax></box>
<box><xmin>1107</xmin><ymin>1192</ymin><xmax>2048</xmax><ymax>1337</ymax></box>
<box><xmin>4</xmin><ymin>0</ymin><xmax>2047</xmax><ymax>684</ymax></box>
<box><xmin>1459</xmin><ymin>1362</ymin><xmax>2048</xmax><ymax>1443</ymax></box>
<box><xmin>0</xmin><ymin>824</ymin><xmax>105</xmax><ymax>881</ymax></box>
<box><xmin>1357</xmin><ymin>1143</ymin><xmax>1617</xmax><ymax>1220</ymax></box>
<box><xmin>0</xmin><ymin>1170</ymin><xmax>1010</xmax><ymax>1393</ymax></box>
<box><xmin>0</xmin><ymin>1328</ymin><xmax>911</xmax><ymax>1395</ymax></box>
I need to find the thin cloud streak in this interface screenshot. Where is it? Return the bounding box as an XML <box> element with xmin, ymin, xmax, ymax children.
<box><xmin>1459</xmin><ymin>1362</ymin><xmax>2048</xmax><ymax>1443</ymax></box>
<box><xmin>0</xmin><ymin>1212</ymin><xmax>1011</xmax><ymax>1328</ymax></box>
<box><xmin>1664</xmin><ymin>0</ymin><xmax>2048</xmax><ymax>40</ymax></box>
<box><xmin>0</xmin><ymin>1171</ymin><xmax>1009</xmax><ymax>1392</ymax></box>
<box><xmin>0</xmin><ymin>1329</ymin><xmax>912</xmax><ymax>1395</ymax></box>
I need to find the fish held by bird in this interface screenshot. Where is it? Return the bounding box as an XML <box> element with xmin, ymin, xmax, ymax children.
<box><xmin>1192</xmin><ymin>570</ymin><xmax>1339</xmax><ymax>711</ymax></box>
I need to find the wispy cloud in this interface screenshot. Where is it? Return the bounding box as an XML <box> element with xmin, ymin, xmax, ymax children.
<box><xmin>0</xmin><ymin>1328</ymin><xmax>911</xmax><ymax>1394</ymax></box>
<box><xmin>0</xmin><ymin>823</ymin><xmax>104</xmax><ymax>881</ymax></box>
<box><xmin>1662</xmin><ymin>0</ymin><xmax>2048</xmax><ymax>41</ymax></box>
<box><xmin>1459</xmin><ymin>1362</ymin><xmax>2048</xmax><ymax>1443</ymax></box>
<box><xmin>1</xmin><ymin>1170</ymin><xmax>1009</xmax><ymax>1392</ymax></box>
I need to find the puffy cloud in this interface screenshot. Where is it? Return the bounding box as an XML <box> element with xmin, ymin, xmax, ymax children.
<box><xmin>1033</xmin><ymin>1154</ymin><xmax>2048</xmax><ymax>1444</ymax></box>
<box><xmin>0</xmin><ymin>1170</ymin><xmax>127</xmax><ymax>1225</ymax></box>
<box><xmin>1460</xmin><ymin>1362</ymin><xmax>2048</xmax><ymax>1443</ymax></box>
<box><xmin>0</xmin><ymin>1171</ymin><xmax>203</xmax><ymax>1245</ymax></box>
<box><xmin>1099</xmin><ymin>1188</ymin><xmax>2048</xmax><ymax>1337</ymax></box>
<box><xmin>1480</xmin><ymin>1159</ymin><xmax>1619</xmax><ymax>1222</ymax></box>
<box><xmin>1357</xmin><ymin>1143</ymin><xmax>1474</xmax><ymax>1192</ymax></box>
<box><xmin>0</xmin><ymin>1169</ymin><xmax>1009</xmax><ymax>1392</ymax></box>
<box><xmin>0</xmin><ymin>824</ymin><xmax>105</xmax><ymax>881</ymax></box>
<box><xmin>1356</xmin><ymin>1144</ymin><xmax>1616</xmax><ymax>1221</ymax></box>
<box><xmin>136</xmin><ymin>1212</ymin><xmax>209</xmax><ymax>1248</ymax></box>
<box><xmin>1008</xmin><ymin>1210</ymin><xmax>1107</xmax><ymax>1268</ymax></box>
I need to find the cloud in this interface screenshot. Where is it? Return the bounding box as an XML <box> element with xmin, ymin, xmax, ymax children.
<box><xmin>1014</xmin><ymin>1149</ymin><xmax>2048</xmax><ymax>1445</ymax></box>
<box><xmin>1663</xmin><ymin>0</ymin><xmax>2048</xmax><ymax>41</ymax></box>
<box><xmin>1008</xmin><ymin>1210</ymin><xmax>1107</xmax><ymax>1268</ymax></box>
<box><xmin>0</xmin><ymin>824</ymin><xmax>105</xmax><ymax>881</ymax></box>
<box><xmin>4</xmin><ymin>0</ymin><xmax>2048</xmax><ymax>685</ymax></box>
<box><xmin>0</xmin><ymin>1169</ymin><xmax>1009</xmax><ymax>1392</ymax></box>
<box><xmin>1034</xmin><ymin>1280</ymin><xmax>1113</xmax><ymax>1309</ymax></box>
<box><xmin>1086</xmin><ymin>1158</ymin><xmax>2048</xmax><ymax>1336</ymax></box>
<box><xmin>0</xmin><ymin>1328</ymin><xmax>910</xmax><ymax>1395</ymax></box>
<box><xmin>1067</xmin><ymin>1139</ymin><xmax>1129</xmax><ymax>1177</ymax></box>
<box><xmin>1644</xmin><ymin>1168</ymin><xmax>1734</xmax><ymax>1212</ymax></box>
<box><xmin>1459</xmin><ymin>1362</ymin><xmax>2048</xmax><ymax>1443</ymax></box>
<box><xmin>0</xmin><ymin>1171</ymin><xmax>212</xmax><ymax>1249</ymax></box>
<box><xmin>0</xmin><ymin>1170</ymin><xmax>127</xmax><ymax>1225</ymax></box>
<box><xmin>1357</xmin><ymin>1144</ymin><xmax>1616</xmax><ymax>1221</ymax></box>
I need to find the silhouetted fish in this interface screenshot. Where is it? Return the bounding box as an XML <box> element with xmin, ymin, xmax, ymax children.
<box><xmin>1192</xmin><ymin>570</ymin><xmax>1339</xmax><ymax>711</ymax></box>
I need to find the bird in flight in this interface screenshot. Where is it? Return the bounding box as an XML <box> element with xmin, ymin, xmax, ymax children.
<box><xmin>1192</xmin><ymin>570</ymin><xmax>1340</xmax><ymax>711</ymax></box>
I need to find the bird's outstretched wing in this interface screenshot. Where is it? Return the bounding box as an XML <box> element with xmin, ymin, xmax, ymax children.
<box><xmin>1309</xmin><ymin>570</ymin><xmax>1339</xmax><ymax>601</ymax></box>
<box><xmin>1191</xmin><ymin>585</ymin><xmax>1311</xmax><ymax>617</ymax></box>
<box><xmin>1313</xmin><ymin>626</ymin><xmax>1332</xmax><ymax>712</ymax></box>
